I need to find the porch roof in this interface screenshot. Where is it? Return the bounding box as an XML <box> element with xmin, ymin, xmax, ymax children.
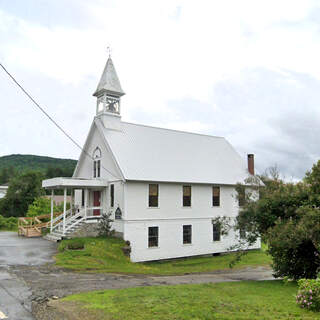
<box><xmin>42</xmin><ymin>177</ymin><xmax>108</xmax><ymax>189</ymax></box>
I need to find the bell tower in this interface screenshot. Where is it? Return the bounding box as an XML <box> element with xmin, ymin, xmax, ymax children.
<box><xmin>93</xmin><ymin>53</ymin><xmax>125</xmax><ymax>130</ymax></box>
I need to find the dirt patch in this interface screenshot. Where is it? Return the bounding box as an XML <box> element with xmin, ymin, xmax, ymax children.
<box><xmin>33</xmin><ymin>300</ymin><xmax>104</xmax><ymax>320</ymax></box>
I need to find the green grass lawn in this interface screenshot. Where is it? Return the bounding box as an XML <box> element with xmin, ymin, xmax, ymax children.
<box><xmin>61</xmin><ymin>281</ymin><xmax>318</xmax><ymax>319</ymax></box>
<box><xmin>55</xmin><ymin>237</ymin><xmax>272</xmax><ymax>275</ymax></box>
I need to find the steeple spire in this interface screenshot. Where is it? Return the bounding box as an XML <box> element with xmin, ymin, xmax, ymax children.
<box><xmin>94</xmin><ymin>55</ymin><xmax>125</xmax><ymax>118</ymax></box>
<box><xmin>93</xmin><ymin>56</ymin><xmax>125</xmax><ymax>98</ymax></box>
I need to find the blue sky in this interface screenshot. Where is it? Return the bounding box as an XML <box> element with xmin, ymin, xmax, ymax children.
<box><xmin>1</xmin><ymin>0</ymin><xmax>320</xmax><ymax>179</ymax></box>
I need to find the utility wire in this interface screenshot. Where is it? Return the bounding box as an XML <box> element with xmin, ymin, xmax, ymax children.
<box><xmin>0</xmin><ymin>62</ymin><xmax>118</xmax><ymax>179</ymax></box>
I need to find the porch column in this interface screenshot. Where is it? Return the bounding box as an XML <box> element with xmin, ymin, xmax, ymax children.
<box><xmin>50</xmin><ymin>189</ymin><xmax>54</xmax><ymax>233</ymax></box>
<box><xmin>63</xmin><ymin>188</ymin><xmax>67</xmax><ymax>234</ymax></box>
<box><xmin>84</xmin><ymin>189</ymin><xmax>88</xmax><ymax>218</ymax></box>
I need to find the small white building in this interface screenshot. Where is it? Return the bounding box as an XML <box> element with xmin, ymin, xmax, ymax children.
<box><xmin>0</xmin><ymin>185</ymin><xmax>8</xmax><ymax>199</ymax></box>
<box><xmin>43</xmin><ymin>56</ymin><xmax>260</xmax><ymax>262</ymax></box>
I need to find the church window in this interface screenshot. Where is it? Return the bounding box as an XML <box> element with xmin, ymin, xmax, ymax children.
<box><xmin>212</xmin><ymin>187</ymin><xmax>220</xmax><ymax>206</ymax></box>
<box><xmin>213</xmin><ymin>223</ymin><xmax>221</xmax><ymax>242</ymax></box>
<box><xmin>110</xmin><ymin>184</ymin><xmax>114</xmax><ymax>208</ymax></box>
<box><xmin>93</xmin><ymin>147</ymin><xmax>102</xmax><ymax>178</ymax></box>
<box><xmin>148</xmin><ymin>226</ymin><xmax>159</xmax><ymax>247</ymax></box>
<box><xmin>183</xmin><ymin>186</ymin><xmax>191</xmax><ymax>207</ymax></box>
<box><xmin>238</xmin><ymin>189</ymin><xmax>246</xmax><ymax>207</ymax></box>
<box><xmin>183</xmin><ymin>225</ymin><xmax>192</xmax><ymax>244</ymax></box>
<box><xmin>149</xmin><ymin>184</ymin><xmax>159</xmax><ymax>207</ymax></box>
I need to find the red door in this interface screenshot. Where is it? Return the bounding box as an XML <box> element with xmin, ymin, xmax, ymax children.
<box><xmin>93</xmin><ymin>191</ymin><xmax>101</xmax><ymax>216</ymax></box>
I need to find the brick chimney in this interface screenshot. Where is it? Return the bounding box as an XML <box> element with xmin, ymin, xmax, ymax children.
<box><xmin>247</xmin><ymin>154</ymin><xmax>254</xmax><ymax>175</ymax></box>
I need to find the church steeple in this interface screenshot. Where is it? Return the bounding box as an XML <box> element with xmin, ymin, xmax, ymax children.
<box><xmin>94</xmin><ymin>55</ymin><xmax>125</xmax><ymax>116</ymax></box>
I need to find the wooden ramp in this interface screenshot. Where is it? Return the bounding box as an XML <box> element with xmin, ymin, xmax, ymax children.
<box><xmin>18</xmin><ymin>213</ymin><xmax>60</xmax><ymax>238</ymax></box>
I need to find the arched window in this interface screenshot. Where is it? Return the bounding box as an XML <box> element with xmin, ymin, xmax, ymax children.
<box><xmin>93</xmin><ymin>147</ymin><xmax>102</xmax><ymax>159</ymax></box>
<box><xmin>93</xmin><ymin>147</ymin><xmax>102</xmax><ymax>178</ymax></box>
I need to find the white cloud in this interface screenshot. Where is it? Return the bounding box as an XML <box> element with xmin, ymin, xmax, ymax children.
<box><xmin>1</xmin><ymin>0</ymin><xmax>320</xmax><ymax>178</ymax></box>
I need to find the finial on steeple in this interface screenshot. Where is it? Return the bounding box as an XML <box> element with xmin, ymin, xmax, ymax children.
<box><xmin>107</xmin><ymin>46</ymin><xmax>112</xmax><ymax>58</ymax></box>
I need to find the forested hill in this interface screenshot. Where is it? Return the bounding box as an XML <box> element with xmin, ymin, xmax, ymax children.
<box><xmin>0</xmin><ymin>154</ymin><xmax>77</xmax><ymax>184</ymax></box>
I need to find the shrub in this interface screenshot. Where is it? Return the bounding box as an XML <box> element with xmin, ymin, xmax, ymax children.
<box><xmin>58</xmin><ymin>241</ymin><xmax>67</xmax><ymax>252</ymax></box>
<box><xmin>26</xmin><ymin>197</ymin><xmax>70</xmax><ymax>217</ymax></box>
<box><xmin>0</xmin><ymin>215</ymin><xmax>17</xmax><ymax>230</ymax></box>
<box><xmin>96</xmin><ymin>211</ymin><xmax>115</xmax><ymax>237</ymax></box>
<box><xmin>66</xmin><ymin>239</ymin><xmax>85</xmax><ymax>250</ymax></box>
<box><xmin>296</xmin><ymin>278</ymin><xmax>320</xmax><ymax>311</ymax></box>
<box><xmin>27</xmin><ymin>197</ymin><xmax>52</xmax><ymax>217</ymax></box>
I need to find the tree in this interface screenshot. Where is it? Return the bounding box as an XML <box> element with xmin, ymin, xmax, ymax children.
<box><xmin>0</xmin><ymin>171</ymin><xmax>44</xmax><ymax>217</ymax></box>
<box><xmin>232</xmin><ymin>161</ymin><xmax>320</xmax><ymax>279</ymax></box>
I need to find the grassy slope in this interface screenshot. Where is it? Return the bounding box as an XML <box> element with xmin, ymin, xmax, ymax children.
<box><xmin>56</xmin><ymin>237</ymin><xmax>272</xmax><ymax>275</ymax></box>
<box><xmin>0</xmin><ymin>154</ymin><xmax>77</xmax><ymax>173</ymax></box>
<box><xmin>62</xmin><ymin>281</ymin><xmax>318</xmax><ymax>320</ymax></box>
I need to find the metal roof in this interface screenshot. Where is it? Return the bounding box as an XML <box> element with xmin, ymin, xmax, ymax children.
<box><xmin>93</xmin><ymin>57</ymin><xmax>125</xmax><ymax>97</ymax></box>
<box><xmin>98</xmin><ymin>120</ymin><xmax>251</xmax><ymax>185</ymax></box>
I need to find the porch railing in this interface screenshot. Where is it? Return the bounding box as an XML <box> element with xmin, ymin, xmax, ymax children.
<box><xmin>51</xmin><ymin>206</ymin><xmax>103</xmax><ymax>235</ymax></box>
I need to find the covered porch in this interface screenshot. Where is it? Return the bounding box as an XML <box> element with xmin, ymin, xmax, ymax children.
<box><xmin>42</xmin><ymin>177</ymin><xmax>108</xmax><ymax>236</ymax></box>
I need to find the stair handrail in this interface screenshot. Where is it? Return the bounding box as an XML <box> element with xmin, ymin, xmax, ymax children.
<box><xmin>64</xmin><ymin>215</ymin><xmax>85</xmax><ymax>233</ymax></box>
<box><xmin>52</xmin><ymin>208</ymin><xmax>86</xmax><ymax>233</ymax></box>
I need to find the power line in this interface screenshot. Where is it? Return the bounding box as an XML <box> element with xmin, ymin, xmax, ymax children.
<box><xmin>0</xmin><ymin>62</ymin><xmax>118</xmax><ymax>179</ymax></box>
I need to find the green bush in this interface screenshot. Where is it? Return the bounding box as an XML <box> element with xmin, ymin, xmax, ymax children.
<box><xmin>0</xmin><ymin>215</ymin><xmax>17</xmax><ymax>230</ymax></box>
<box><xmin>26</xmin><ymin>197</ymin><xmax>70</xmax><ymax>217</ymax></box>
<box><xmin>66</xmin><ymin>239</ymin><xmax>85</xmax><ymax>250</ymax></box>
<box><xmin>27</xmin><ymin>197</ymin><xmax>52</xmax><ymax>217</ymax></box>
<box><xmin>296</xmin><ymin>278</ymin><xmax>320</xmax><ymax>311</ymax></box>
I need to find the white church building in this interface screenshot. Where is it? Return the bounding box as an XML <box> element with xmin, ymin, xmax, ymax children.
<box><xmin>43</xmin><ymin>56</ymin><xmax>260</xmax><ymax>262</ymax></box>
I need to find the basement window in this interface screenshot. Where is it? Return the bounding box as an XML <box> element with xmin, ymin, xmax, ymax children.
<box><xmin>148</xmin><ymin>226</ymin><xmax>159</xmax><ymax>247</ymax></box>
<box><xmin>183</xmin><ymin>225</ymin><xmax>192</xmax><ymax>244</ymax></box>
<box><xmin>183</xmin><ymin>186</ymin><xmax>191</xmax><ymax>207</ymax></box>
<box><xmin>148</xmin><ymin>184</ymin><xmax>159</xmax><ymax>207</ymax></box>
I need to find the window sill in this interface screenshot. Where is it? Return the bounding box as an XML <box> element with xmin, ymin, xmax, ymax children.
<box><xmin>211</xmin><ymin>205</ymin><xmax>221</xmax><ymax>208</ymax></box>
<box><xmin>147</xmin><ymin>207</ymin><xmax>160</xmax><ymax>209</ymax></box>
<box><xmin>148</xmin><ymin>246</ymin><xmax>160</xmax><ymax>249</ymax></box>
<box><xmin>182</xmin><ymin>243</ymin><xmax>193</xmax><ymax>246</ymax></box>
<box><xmin>181</xmin><ymin>206</ymin><xmax>192</xmax><ymax>209</ymax></box>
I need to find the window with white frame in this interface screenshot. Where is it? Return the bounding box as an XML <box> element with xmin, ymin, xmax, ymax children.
<box><xmin>148</xmin><ymin>226</ymin><xmax>159</xmax><ymax>247</ymax></box>
<box><xmin>183</xmin><ymin>225</ymin><xmax>192</xmax><ymax>244</ymax></box>
<box><xmin>93</xmin><ymin>147</ymin><xmax>102</xmax><ymax>178</ymax></box>
<box><xmin>213</xmin><ymin>223</ymin><xmax>221</xmax><ymax>242</ymax></box>
<box><xmin>212</xmin><ymin>186</ymin><xmax>220</xmax><ymax>206</ymax></box>
<box><xmin>148</xmin><ymin>184</ymin><xmax>159</xmax><ymax>207</ymax></box>
<box><xmin>183</xmin><ymin>186</ymin><xmax>191</xmax><ymax>207</ymax></box>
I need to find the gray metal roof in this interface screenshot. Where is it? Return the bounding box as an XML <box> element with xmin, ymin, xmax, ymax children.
<box><xmin>97</xmin><ymin>119</ymin><xmax>251</xmax><ymax>185</ymax></box>
<box><xmin>93</xmin><ymin>57</ymin><xmax>125</xmax><ymax>97</ymax></box>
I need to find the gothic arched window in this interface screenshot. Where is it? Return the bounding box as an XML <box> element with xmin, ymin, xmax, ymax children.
<box><xmin>93</xmin><ymin>147</ymin><xmax>102</xmax><ymax>178</ymax></box>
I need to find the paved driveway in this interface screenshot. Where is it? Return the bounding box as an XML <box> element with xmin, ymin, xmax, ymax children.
<box><xmin>0</xmin><ymin>232</ymin><xmax>57</xmax><ymax>320</ymax></box>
